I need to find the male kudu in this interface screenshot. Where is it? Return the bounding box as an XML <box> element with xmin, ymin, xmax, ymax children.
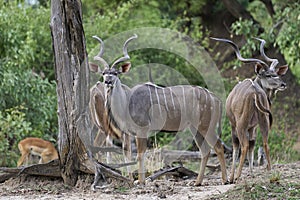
<box><xmin>90</xmin><ymin>35</ymin><xmax>228</xmax><ymax>186</ymax></box>
<box><xmin>211</xmin><ymin>37</ymin><xmax>288</xmax><ymax>183</ymax></box>
<box><xmin>89</xmin><ymin>79</ymin><xmax>133</xmax><ymax>176</ymax></box>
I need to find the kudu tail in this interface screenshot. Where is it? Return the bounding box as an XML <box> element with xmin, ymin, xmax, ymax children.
<box><xmin>254</xmin><ymin>93</ymin><xmax>273</xmax><ymax>127</ymax></box>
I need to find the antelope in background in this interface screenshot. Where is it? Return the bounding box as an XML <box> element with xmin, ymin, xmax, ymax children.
<box><xmin>211</xmin><ymin>37</ymin><xmax>288</xmax><ymax>183</ymax></box>
<box><xmin>17</xmin><ymin>137</ymin><xmax>58</xmax><ymax>167</ymax></box>
<box><xmin>90</xmin><ymin>34</ymin><xmax>228</xmax><ymax>186</ymax></box>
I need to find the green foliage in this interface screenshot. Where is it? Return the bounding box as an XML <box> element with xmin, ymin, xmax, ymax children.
<box><xmin>255</xmin><ymin>128</ymin><xmax>299</xmax><ymax>162</ymax></box>
<box><xmin>231</xmin><ymin>18</ymin><xmax>261</xmax><ymax>58</ymax></box>
<box><xmin>0</xmin><ymin>106</ymin><xmax>32</xmax><ymax>167</ymax></box>
<box><xmin>0</xmin><ymin>2</ymin><xmax>57</xmax><ymax>167</ymax></box>
<box><xmin>0</xmin><ymin>1</ymin><xmax>53</xmax><ymax>78</ymax></box>
<box><xmin>0</xmin><ymin>67</ymin><xmax>57</xmax><ymax>136</ymax></box>
<box><xmin>1</xmin><ymin>0</ymin><xmax>299</xmax><ymax>168</ymax></box>
<box><xmin>83</xmin><ymin>0</ymin><xmax>208</xmax><ymax>87</ymax></box>
<box><xmin>276</xmin><ymin>3</ymin><xmax>300</xmax><ymax>83</ymax></box>
<box><xmin>230</xmin><ymin>1</ymin><xmax>300</xmax><ymax>84</ymax></box>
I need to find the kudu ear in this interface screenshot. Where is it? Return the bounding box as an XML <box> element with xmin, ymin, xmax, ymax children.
<box><xmin>255</xmin><ymin>63</ymin><xmax>266</xmax><ymax>75</ymax></box>
<box><xmin>276</xmin><ymin>65</ymin><xmax>288</xmax><ymax>76</ymax></box>
<box><xmin>119</xmin><ymin>62</ymin><xmax>131</xmax><ymax>73</ymax></box>
<box><xmin>89</xmin><ymin>62</ymin><xmax>102</xmax><ymax>74</ymax></box>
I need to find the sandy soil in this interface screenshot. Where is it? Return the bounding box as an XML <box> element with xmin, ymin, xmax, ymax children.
<box><xmin>0</xmin><ymin>161</ymin><xmax>299</xmax><ymax>200</ymax></box>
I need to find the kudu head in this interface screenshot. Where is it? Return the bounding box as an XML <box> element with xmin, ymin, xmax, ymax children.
<box><xmin>211</xmin><ymin>37</ymin><xmax>288</xmax><ymax>92</ymax></box>
<box><xmin>90</xmin><ymin>34</ymin><xmax>138</xmax><ymax>88</ymax></box>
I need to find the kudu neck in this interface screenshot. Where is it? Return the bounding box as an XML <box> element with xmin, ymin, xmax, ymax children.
<box><xmin>254</xmin><ymin>76</ymin><xmax>274</xmax><ymax>103</ymax></box>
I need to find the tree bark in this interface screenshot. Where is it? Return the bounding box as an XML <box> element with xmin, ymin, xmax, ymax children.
<box><xmin>221</xmin><ymin>0</ymin><xmax>254</xmax><ymax>20</ymax></box>
<box><xmin>260</xmin><ymin>0</ymin><xmax>275</xmax><ymax>18</ymax></box>
<box><xmin>221</xmin><ymin>0</ymin><xmax>264</xmax><ymax>33</ymax></box>
<box><xmin>50</xmin><ymin>0</ymin><xmax>90</xmax><ymax>186</ymax></box>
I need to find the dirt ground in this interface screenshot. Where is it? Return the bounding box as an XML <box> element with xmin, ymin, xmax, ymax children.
<box><xmin>0</xmin><ymin>160</ymin><xmax>299</xmax><ymax>200</ymax></box>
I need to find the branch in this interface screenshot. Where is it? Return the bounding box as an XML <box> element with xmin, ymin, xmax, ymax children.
<box><xmin>0</xmin><ymin>160</ymin><xmax>61</xmax><ymax>183</ymax></box>
<box><xmin>146</xmin><ymin>165</ymin><xmax>197</xmax><ymax>182</ymax></box>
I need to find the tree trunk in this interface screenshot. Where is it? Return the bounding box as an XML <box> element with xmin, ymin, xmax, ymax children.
<box><xmin>50</xmin><ymin>0</ymin><xmax>90</xmax><ymax>186</ymax></box>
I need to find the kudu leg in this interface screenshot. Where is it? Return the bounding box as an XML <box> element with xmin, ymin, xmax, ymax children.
<box><xmin>123</xmin><ymin>133</ymin><xmax>133</xmax><ymax>180</ymax></box>
<box><xmin>93</xmin><ymin>128</ymin><xmax>107</xmax><ymax>161</ymax></box>
<box><xmin>247</xmin><ymin>139</ymin><xmax>256</xmax><ymax>173</ymax></box>
<box><xmin>136</xmin><ymin>136</ymin><xmax>147</xmax><ymax>184</ymax></box>
<box><xmin>205</xmin><ymin>128</ymin><xmax>228</xmax><ymax>184</ymax></box>
<box><xmin>230</xmin><ymin>130</ymin><xmax>240</xmax><ymax>183</ymax></box>
<box><xmin>193</xmin><ymin>132</ymin><xmax>210</xmax><ymax>186</ymax></box>
<box><xmin>106</xmin><ymin>135</ymin><xmax>113</xmax><ymax>164</ymax></box>
<box><xmin>213</xmin><ymin>139</ymin><xmax>229</xmax><ymax>184</ymax></box>
<box><xmin>247</xmin><ymin>127</ymin><xmax>256</xmax><ymax>173</ymax></box>
<box><xmin>235</xmin><ymin>128</ymin><xmax>249</xmax><ymax>181</ymax></box>
<box><xmin>259</xmin><ymin>119</ymin><xmax>271</xmax><ymax>171</ymax></box>
<box><xmin>261</xmin><ymin>132</ymin><xmax>271</xmax><ymax>171</ymax></box>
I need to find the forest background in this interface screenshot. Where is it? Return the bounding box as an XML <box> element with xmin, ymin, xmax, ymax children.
<box><xmin>0</xmin><ymin>0</ymin><xmax>299</xmax><ymax>167</ymax></box>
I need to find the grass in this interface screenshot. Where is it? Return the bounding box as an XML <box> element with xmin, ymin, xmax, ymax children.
<box><xmin>206</xmin><ymin>167</ymin><xmax>300</xmax><ymax>200</ymax></box>
<box><xmin>207</xmin><ymin>180</ymin><xmax>300</xmax><ymax>200</ymax></box>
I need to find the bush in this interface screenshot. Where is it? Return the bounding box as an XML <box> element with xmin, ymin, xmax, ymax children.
<box><xmin>0</xmin><ymin>106</ymin><xmax>32</xmax><ymax>167</ymax></box>
<box><xmin>0</xmin><ymin>2</ymin><xmax>58</xmax><ymax>167</ymax></box>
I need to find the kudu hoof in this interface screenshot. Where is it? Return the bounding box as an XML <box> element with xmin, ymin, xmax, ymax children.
<box><xmin>229</xmin><ymin>178</ymin><xmax>236</xmax><ymax>184</ymax></box>
<box><xmin>133</xmin><ymin>179</ymin><xmax>145</xmax><ymax>186</ymax></box>
<box><xmin>193</xmin><ymin>180</ymin><xmax>205</xmax><ymax>187</ymax></box>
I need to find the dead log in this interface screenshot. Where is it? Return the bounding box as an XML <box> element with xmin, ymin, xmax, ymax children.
<box><xmin>0</xmin><ymin>172</ymin><xmax>16</xmax><ymax>183</ymax></box>
<box><xmin>160</xmin><ymin>149</ymin><xmax>203</xmax><ymax>165</ymax></box>
<box><xmin>146</xmin><ymin>165</ymin><xmax>198</xmax><ymax>181</ymax></box>
<box><xmin>0</xmin><ymin>155</ymin><xmax>134</xmax><ymax>188</ymax></box>
<box><xmin>0</xmin><ymin>160</ymin><xmax>61</xmax><ymax>177</ymax></box>
<box><xmin>108</xmin><ymin>161</ymin><xmax>137</xmax><ymax>169</ymax></box>
<box><xmin>160</xmin><ymin>143</ymin><xmax>232</xmax><ymax>165</ymax></box>
<box><xmin>0</xmin><ymin>159</ymin><xmax>61</xmax><ymax>183</ymax></box>
<box><xmin>88</xmin><ymin>145</ymin><xmax>123</xmax><ymax>154</ymax></box>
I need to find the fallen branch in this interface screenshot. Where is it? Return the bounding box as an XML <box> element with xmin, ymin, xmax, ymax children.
<box><xmin>88</xmin><ymin>145</ymin><xmax>123</xmax><ymax>154</ymax></box>
<box><xmin>0</xmin><ymin>154</ymin><xmax>134</xmax><ymax>188</ymax></box>
<box><xmin>146</xmin><ymin>165</ymin><xmax>197</xmax><ymax>182</ymax></box>
<box><xmin>86</xmin><ymin>151</ymin><xmax>133</xmax><ymax>190</ymax></box>
<box><xmin>0</xmin><ymin>159</ymin><xmax>61</xmax><ymax>183</ymax></box>
<box><xmin>109</xmin><ymin>161</ymin><xmax>137</xmax><ymax>169</ymax></box>
<box><xmin>160</xmin><ymin>142</ymin><xmax>232</xmax><ymax>165</ymax></box>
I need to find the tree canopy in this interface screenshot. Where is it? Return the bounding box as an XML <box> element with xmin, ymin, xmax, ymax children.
<box><xmin>0</xmin><ymin>0</ymin><xmax>299</xmax><ymax>168</ymax></box>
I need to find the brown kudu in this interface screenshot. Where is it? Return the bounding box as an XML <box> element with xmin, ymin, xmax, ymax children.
<box><xmin>211</xmin><ymin>37</ymin><xmax>288</xmax><ymax>183</ymax></box>
<box><xmin>90</xmin><ymin>35</ymin><xmax>228</xmax><ymax>186</ymax></box>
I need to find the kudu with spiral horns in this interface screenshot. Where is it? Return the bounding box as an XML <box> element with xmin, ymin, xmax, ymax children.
<box><xmin>90</xmin><ymin>35</ymin><xmax>229</xmax><ymax>185</ymax></box>
<box><xmin>211</xmin><ymin>37</ymin><xmax>288</xmax><ymax>183</ymax></box>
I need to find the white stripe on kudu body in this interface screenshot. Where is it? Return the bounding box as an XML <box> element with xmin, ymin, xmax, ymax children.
<box><xmin>169</xmin><ymin>87</ymin><xmax>176</xmax><ymax>111</ymax></box>
<box><xmin>90</xmin><ymin>34</ymin><xmax>228</xmax><ymax>187</ymax></box>
<box><xmin>162</xmin><ymin>88</ymin><xmax>169</xmax><ymax>112</ymax></box>
<box><xmin>154</xmin><ymin>86</ymin><xmax>162</xmax><ymax>118</ymax></box>
<box><xmin>147</xmin><ymin>85</ymin><xmax>154</xmax><ymax>118</ymax></box>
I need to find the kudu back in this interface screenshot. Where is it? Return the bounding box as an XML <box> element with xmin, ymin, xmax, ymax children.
<box><xmin>90</xmin><ymin>35</ymin><xmax>228</xmax><ymax>186</ymax></box>
<box><xmin>211</xmin><ymin>37</ymin><xmax>288</xmax><ymax>183</ymax></box>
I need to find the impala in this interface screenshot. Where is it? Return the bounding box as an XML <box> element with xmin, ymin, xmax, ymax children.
<box><xmin>17</xmin><ymin>137</ymin><xmax>58</xmax><ymax>167</ymax></box>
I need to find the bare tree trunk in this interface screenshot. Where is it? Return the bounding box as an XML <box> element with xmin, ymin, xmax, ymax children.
<box><xmin>50</xmin><ymin>0</ymin><xmax>90</xmax><ymax>186</ymax></box>
<box><xmin>260</xmin><ymin>0</ymin><xmax>275</xmax><ymax>18</ymax></box>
